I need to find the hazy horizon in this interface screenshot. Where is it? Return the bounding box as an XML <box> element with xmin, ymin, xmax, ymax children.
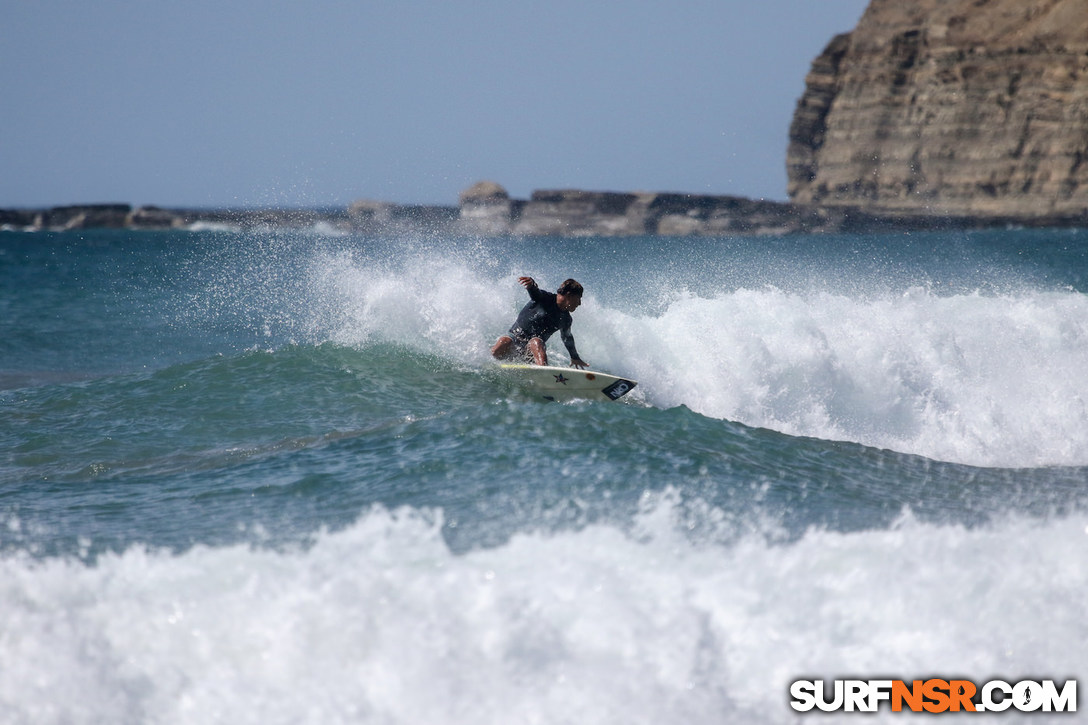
<box><xmin>2</xmin><ymin>1</ymin><xmax>869</xmax><ymax>209</ymax></box>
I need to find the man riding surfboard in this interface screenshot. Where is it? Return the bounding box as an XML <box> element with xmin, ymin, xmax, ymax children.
<box><xmin>490</xmin><ymin>277</ymin><xmax>588</xmax><ymax>369</ymax></box>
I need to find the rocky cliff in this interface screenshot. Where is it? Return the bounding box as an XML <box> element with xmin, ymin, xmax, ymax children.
<box><xmin>788</xmin><ymin>0</ymin><xmax>1088</xmax><ymax>221</ymax></box>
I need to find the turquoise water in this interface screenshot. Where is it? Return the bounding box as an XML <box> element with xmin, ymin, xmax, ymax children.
<box><xmin>2</xmin><ymin>227</ymin><xmax>1086</xmax><ymax>722</ymax></box>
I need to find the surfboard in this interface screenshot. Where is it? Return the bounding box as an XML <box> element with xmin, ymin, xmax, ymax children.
<box><xmin>498</xmin><ymin>364</ymin><xmax>637</xmax><ymax>402</ymax></box>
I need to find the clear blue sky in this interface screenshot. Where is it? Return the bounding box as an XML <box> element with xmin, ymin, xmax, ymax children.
<box><xmin>1</xmin><ymin>1</ymin><xmax>869</xmax><ymax>208</ymax></box>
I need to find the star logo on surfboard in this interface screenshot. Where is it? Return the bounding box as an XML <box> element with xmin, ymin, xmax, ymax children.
<box><xmin>553</xmin><ymin>373</ymin><xmax>569</xmax><ymax>385</ymax></box>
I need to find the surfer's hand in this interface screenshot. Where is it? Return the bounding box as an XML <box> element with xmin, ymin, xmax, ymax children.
<box><xmin>518</xmin><ymin>276</ymin><xmax>537</xmax><ymax>290</ymax></box>
<box><xmin>571</xmin><ymin>358</ymin><xmax>588</xmax><ymax>369</ymax></box>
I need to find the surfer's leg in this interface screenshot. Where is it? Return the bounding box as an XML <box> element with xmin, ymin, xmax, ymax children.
<box><xmin>528</xmin><ymin>337</ymin><xmax>548</xmax><ymax>366</ymax></box>
<box><xmin>491</xmin><ymin>335</ymin><xmax>515</xmax><ymax>359</ymax></box>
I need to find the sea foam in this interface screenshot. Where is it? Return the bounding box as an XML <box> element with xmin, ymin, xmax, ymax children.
<box><xmin>600</xmin><ymin>286</ymin><xmax>1088</xmax><ymax>468</ymax></box>
<box><xmin>0</xmin><ymin>500</ymin><xmax>1083</xmax><ymax>724</ymax></box>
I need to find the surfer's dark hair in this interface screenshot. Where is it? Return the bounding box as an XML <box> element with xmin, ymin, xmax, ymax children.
<box><xmin>557</xmin><ymin>279</ymin><xmax>583</xmax><ymax>297</ymax></box>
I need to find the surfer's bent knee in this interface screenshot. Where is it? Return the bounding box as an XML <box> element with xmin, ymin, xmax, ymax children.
<box><xmin>491</xmin><ymin>335</ymin><xmax>515</xmax><ymax>359</ymax></box>
<box><xmin>527</xmin><ymin>337</ymin><xmax>548</xmax><ymax>365</ymax></box>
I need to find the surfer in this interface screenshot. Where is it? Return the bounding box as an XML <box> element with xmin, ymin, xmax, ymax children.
<box><xmin>491</xmin><ymin>276</ymin><xmax>588</xmax><ymax>369</ymax></box>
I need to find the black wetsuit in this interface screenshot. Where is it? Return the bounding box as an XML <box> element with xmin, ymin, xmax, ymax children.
<box><xmin>508</xmin><ymin>285</ymin><xmax>581</xmax><ymax>362</ymax></box>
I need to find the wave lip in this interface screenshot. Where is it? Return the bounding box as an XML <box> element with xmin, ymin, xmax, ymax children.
<box><xmin>595</xmin><ymin>286</ymin><xmax>1088</xmax><ymax>468</ymax></box>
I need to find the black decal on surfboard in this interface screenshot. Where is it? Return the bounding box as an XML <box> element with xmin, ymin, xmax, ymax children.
<box><xmin>553</xmin><ymin>373</ymin><xmax>569</xmax><ymax>384</ymax></box>
<box><xmin>602</xmin><ymin>379</ymin><xmax>636</xmax><ymax>400</ymax></box>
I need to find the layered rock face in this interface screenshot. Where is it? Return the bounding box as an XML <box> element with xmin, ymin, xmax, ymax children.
<box><xmin>788</xmin><ymin>0</ymin><xmax>1088</xmax><ymax>220</ymax></box>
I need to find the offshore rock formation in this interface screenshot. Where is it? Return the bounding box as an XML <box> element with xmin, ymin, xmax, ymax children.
<box><xmin>347</xmin><ymin>199</ymin><xmax>458</xmax><ymax>234</ymax></box>
<box><xmin>456</xmin><ymin>186</ymin><xmax>848</xmax><ymax>237</ymax></box>
<box><xmin>458</xmin><ymin>181</ymin><xmax>518</xmax><ymax>236</ymax></box>
<box><xmin>0</xmin><ymin>189</ymin><xmax>964</xmax><ymax>237</ymax></box>
<box><xmin>0</xmin><ymin>205</ymin><xmax>359</xmax><ymax>233</ymax></box>
<box><xmin>788</xmin><ymin>0</ymin><xmax>1088</xmax><ymax>222</ymax></box>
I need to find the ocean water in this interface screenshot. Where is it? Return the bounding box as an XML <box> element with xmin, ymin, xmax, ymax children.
<box><xmin>1</xmin><ymin>226</ymin><xmax>1086</xmax><ymax>723</ymax></box>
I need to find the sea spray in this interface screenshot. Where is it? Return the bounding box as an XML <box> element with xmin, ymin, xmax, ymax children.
<box><xmin>597</xmin><ymin>286</ymin><xmax>1088</xmax><ymax>467</ymax></box>
<box><xmin>0</xmin><ymin>502</ymin><xmax>1084</xmax><ymax>724</ymax></box>
<box><xmin>277</xmin><ymin>238</ymin><xmax>1088</xmax><ymax>467</ymax></box>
